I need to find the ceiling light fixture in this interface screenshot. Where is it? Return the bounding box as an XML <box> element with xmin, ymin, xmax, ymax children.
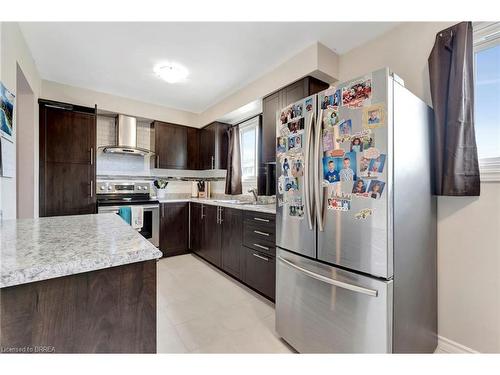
<box><xmin>154</xmin><ymin>62</ymin><xmax>189</xmax><ymax>84</ymax></box>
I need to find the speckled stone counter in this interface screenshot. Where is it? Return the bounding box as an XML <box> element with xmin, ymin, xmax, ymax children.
<box><xmin>156</xmin><ymin>198</ymin><xmax>276</xmax><ymax>214</ymax></box>
<box><xmin>0</xmin><ymin>213</ymin><xmax>162</xmax><ymax>288</ymax></box>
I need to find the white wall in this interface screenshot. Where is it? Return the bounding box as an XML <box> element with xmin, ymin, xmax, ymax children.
<box><xmin>42</xmin><ymin>80</ymin><xmax>199</xmax><ymax>128</ymax></box>
<box><xmin>0</xmin><ymin>22</ymin><xmax>41</xmax><ymax>220</ymax></box>
<box><xmin>339</xmin><ymin>21</ymin><xmax>500</xmax><ymax>353</ymax></box>
<box><xmin>199</xmin><ymin>42</ymin><xmax>339</xmax><ymax>125</ymax></box>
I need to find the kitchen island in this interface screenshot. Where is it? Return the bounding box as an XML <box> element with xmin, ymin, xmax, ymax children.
<box><xmin>0</xmin><ymin>213</ymin><xmax>162</xmax><ymax>353</ymax></box>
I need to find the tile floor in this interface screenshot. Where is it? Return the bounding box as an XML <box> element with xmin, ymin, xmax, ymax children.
<box><xmin>157</xmin><ymin>254</ymin><xmax>294</xmax><ymax>353</ymax></box>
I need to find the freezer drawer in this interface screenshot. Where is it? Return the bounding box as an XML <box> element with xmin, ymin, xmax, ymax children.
<box><xmin>276</xmin><ymin>248</ymin><xmax>393</xmax><ymax>353</ymax></box>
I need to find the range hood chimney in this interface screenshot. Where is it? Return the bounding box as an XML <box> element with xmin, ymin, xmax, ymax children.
<box><xmin>102</xmin><ymin>114</ymin><xmax>153</xmax><ymax>156</ymax></box>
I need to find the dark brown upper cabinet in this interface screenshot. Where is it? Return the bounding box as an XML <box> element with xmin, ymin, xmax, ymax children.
<box><xmin>260</xmin><ymin>76</ymin><xmax>330</xmax><ymax>165</ymax></box>
<box><xmin>39</xmin><ymin>99</ymin><xmax>96</xmax><ymax>217</ymax></box>
<box><xmin>186</xmin><ymin>127</ymin><xmax>200</xmax><ymax>170</ymax></box>
<box><xmin>199</xmin><ymin>121</ymin><xmax>230</xmax><ymax>170</ymax></box>
<box><xmin>258</xmin><ymin>76</ymin><xmax>330</xmax><ymax>195</ymax></box>
<box><xmin>154</xmin><ymin>121</ymin><xmax>188</xmax><ymax>169</ymax></box>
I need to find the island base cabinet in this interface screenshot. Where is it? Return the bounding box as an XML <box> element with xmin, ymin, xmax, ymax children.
<box><xmin>0</xmin><ymin>260</ymin><xmax>156</xmax><ymax>353</ymax></box>
<box><xmin>243</xmin><ymin>247</ymin><xmax>276</xmax><ymax>301</ymax></box>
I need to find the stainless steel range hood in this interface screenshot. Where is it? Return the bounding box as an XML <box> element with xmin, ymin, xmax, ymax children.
<box><xmin>102</xmin><ymin>114</ymin><xmax>153</xmax><ymax>156</ymax></box>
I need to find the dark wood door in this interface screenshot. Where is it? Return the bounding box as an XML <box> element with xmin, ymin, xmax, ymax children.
<box><xmin>154</xmin><ymin>121</ymin><xmax>187</xmax><ymax>169</ymax></box>
<box><xmin>45</xmin><ymin>109</ymin><xmax>95</xmax><ymax>163</ymax></box>
<box><xmin>200</xmin><ymin>204</ymin><xmax>221</xmax><ymax>267</ymax></box>
<box><xmin>187</xmin><ymin>127</ymin><xmax>200</xmax><ymax>170</ymax></box>
<box><xmin>243</xmin><ymin>247</ymin><xmax>276</xmax><ymax>301</ymax></box>
<box><xmin>44</xmin><ymin>163</ymin><xmax>95</xmax><ymax>217</ymax></box>
<box><xmin>160</xmin><ymin>202</ymin><xmax>189</xmax><ymax>257</ymax></box>
<box><xmin>220</xmin><ymin>208</ymin><xmax>244</xmax><ymax>279</ymax></box>
<box><xmin>199</xmin><ymin>124</ymin><xmax>215</xmax><ymax>169</ymax></box>
<box><xmin>190</xmin><ymin>203</ymin><xmax>202</xmax><ymax>252</ymax></box>
<box><xmin>39</xmin><ymin>101</ymin><xmax>96</xmax><ymax>217</ymax></box>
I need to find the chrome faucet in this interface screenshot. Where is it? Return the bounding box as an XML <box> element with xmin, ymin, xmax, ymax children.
<box><xmin>248</xmin><ymin>188</ymin><xmax>259</xmax><ymax>203</ymax></box>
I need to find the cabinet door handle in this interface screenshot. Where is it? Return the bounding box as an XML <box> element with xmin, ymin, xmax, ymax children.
<box><xmin>219</xmin><ymin>207</ymin><xmax>223</xmax><ymax>224</ymax></box>
<box><xmin>254</xmin><ymin>217</ymin><xmax>270</xmax><ymax>223</ymax></box>
<box><xmin>90</xmin><ymin>180</ymin><xmax>93</xmax><ymax>198</ymax></box>
<box><xmin>211</xmin><ymin>156</ymin><xmax>215</xmax><ymax>169</ymax></box>
<box><xmin>90</xmin><ymin>147</ymin><xmax>94</xmax><ymax>165</ymax></box>
<box><xmin>157</xmin><ymin>155</ymin><xmax>160</xmax><ymax>166</ymax></box>
<box><xmin>253</xmin><ymin>253</ymin><xmax>269</xmax><ymax>262</ymax></box>
<box><xmin>253</xmin><ymin>243</ymin><xmax>270</xmax><ymax>251</ymax></box>
<box><xmin>253</xmin><ymin>230</ymin><xmax>270</xmax><ymax>237</ymax></box>
<box><xmin>201</xmin><ymin>205</ymin><xmax>205</xmax><ymax>219</ymax></box>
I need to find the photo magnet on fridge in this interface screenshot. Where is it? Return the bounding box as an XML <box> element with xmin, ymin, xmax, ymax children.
<box><xmin>338</xmin><ymin>119</ymin><xmax>352</xmax><ymax>136</ymax></box>
<box><xmin>322</xmin><ymin>130</ymin><xmax>335</xmax><ymax>152</ymax></box>
<box><xmin>324</xmin><ymin>149</ymin><xmax>345</xmax><ymax>158</ymax></box>
<box><xmin>322</xmin><ymin>108</ymin><xmax>339</xmax><ymax>129</ymax></box>
<box><xmin>291</xmin><ymin>156</ymin><xmax>304</xmax><ymax>177</ymax></box>
<box><xmin>320</xmin><ymin>89</ymin><xmax>341</xmax><ymax>110</ymax></box>
<box><xmin>287</xmin><ymin>117</ymin><xmax>305</xmax><ymax>134</ymax></box>
<box><xmin>368</xmin><ymin>154</ymin><xmax>386</xmax><ymax>174</ymax></box>
<box><xmin>327</xmin><ymin>198</ymin><xmax>351</xmax><ymax>211</ymax></box>
<box><xmin>339</xmin><ymin>151</ymin><xmax>357</xmax><ymax>182</ymax></box>
<box><xmin>284</xmin><ymin>177</ymin><xmax>299</xmax><ymax>192</ymax></box>
<box><xmin>367</xmin><ymin>180</ymin><xmax>385</xmax><ymax>199</ymax></box>
<box><xmin>289</xmin><ymin>204</ymin><xmax>304</xmax><ymax>218</ymax></box>
<box><xmin>276</xmin><ymin>136</ymin><xmax>288</xmax><ymax>155</ymax></box>
<box><xmin>342</xmin><ymin>77</ymin><xmax>372</xmax><ymax>108</ymax></box>
<box><xmin>279</xmin><ymin>102</ymin><xmax>303</xmax><ymax>124</ymax></box>
<box><xmin>322</xmin><ymin>156</ymin><xmax>341</xmax><ymax>185</ymax></box>
<box><xmin>362</xmin><ymin>104</ymin><xmax>385</xmax><ymax>129</ymax></box>
<box><xmin>305</xmin><ymin>98</ymin><xmax>313</xmax><ymax>112</ymax></box>
<box><xmin>281</xmin><ymin>157</ymin><xmax>291</xmax><ymax>177</ymax></box>
<box><xmin>288</xmin><ymin>133</ymin><xmax>303</xmax><ymax>152</ymax></box>
<box><xmin>352</xmin><ymin>179</ymin><xmax>370</xmax><ymax>197</ymax></box>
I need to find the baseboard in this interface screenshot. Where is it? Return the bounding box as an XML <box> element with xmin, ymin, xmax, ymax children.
<box><xmin>435</xmin><ymin>335</ymin><xmax>479</xmax><ymax>353</ymax></box>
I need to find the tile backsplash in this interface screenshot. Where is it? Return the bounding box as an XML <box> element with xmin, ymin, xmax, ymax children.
<box><xmin>96</xmin><ymin>116</ymin><xmax>153</xmax><ymax>174</ymax></box>
<box><xmin>95</xmin><ymin>115</ymin><xmax>261</xmax><ymax>198</ymax></box>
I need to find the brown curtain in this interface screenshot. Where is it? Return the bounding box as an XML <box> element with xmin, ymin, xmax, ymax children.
<box><xmin>428</xmin><ymin>21</ymin><xmax>480</xmax><ymax>196</ymax></box>
<box><xmin>225</xmin><ymin>125</ymin><xmax>242</xmax><ymax>195</ymax></box>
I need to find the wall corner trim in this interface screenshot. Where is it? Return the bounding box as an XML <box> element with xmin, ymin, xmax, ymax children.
<box><xmin>435</xmin><ymin>335</ymin><xmax>480</xmax><ymax>353</ymax></box>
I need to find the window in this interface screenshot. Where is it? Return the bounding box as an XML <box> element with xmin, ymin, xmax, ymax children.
<box><xmin>238</xmin><ymin>116</ymin><xmax>259</xmax><ymax>189</ymax></box>
<box><xmin>474</xmin><ymin>22</ymin><xmax>500</xmax><ymax>180</ymax></box>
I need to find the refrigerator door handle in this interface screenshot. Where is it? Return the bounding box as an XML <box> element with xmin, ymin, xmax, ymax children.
<box><xmin>314</xmin><ymin>109</ymin><xmax>325</xmax><ymax>232</ymax></box>
<box><xmin>277</xmin><ymin>255</ymin><xmax>378</xmax><ymax>297</ymax></box>
<box><xmin>303</xmin><ymin>111</ymin><xmax>314</xmax><ymax>231</ymax></box>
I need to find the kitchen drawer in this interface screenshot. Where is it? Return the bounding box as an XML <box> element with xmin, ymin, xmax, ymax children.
<box><xmin>243</xmin><ymin>223</ymin><xmax>275</xmax><ymax>255</ymax></box>
<box><xmin>243</xmin><ymin>211</ymin><xmax>275</xmax><ymax>229</ymax></box>
<box><xmin>243</xmin><ymin>247</ymin><xmax>276</xmax><ymax>301</ymax></box>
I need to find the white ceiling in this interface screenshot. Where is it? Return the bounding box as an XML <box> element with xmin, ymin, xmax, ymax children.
<box><xmin>19</xmin><ymin>22</ymin><xmax>398</xmax><ymax>113</ymax></box>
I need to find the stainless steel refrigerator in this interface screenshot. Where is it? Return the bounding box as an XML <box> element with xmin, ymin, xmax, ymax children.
<box><xmin>275</xmin><ymin>68</ymin><xmax>437</xmax><ymax>353</ymax></box>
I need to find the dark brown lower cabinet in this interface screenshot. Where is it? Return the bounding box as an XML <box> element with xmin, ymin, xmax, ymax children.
<box><xmin>190</xmin><ymin>203</ymin><xmax>202</xmax><ymax>252</ymax></box>
<box><xmin>189</xmin><ymin>203</ymin><xmax>276</xmax><ymax>301</ymax></box>
<box><xmin>220</xmin><ymin>208</ymin><xmax>244</xmax><ymax>279</ymax></box>
<box><xmin>242</xmin><ymin>247</ymin><xmax>276</xmax><ymax>301</ymax></box>
<box><xmin>0</xmin><ymin>260</ymin><xmax>156</xmax><ymax>353</ymax></box>
<box><xmin>199</xmin><ymin>204</ymin><xmax>222</xmax><ymax>267</ymax></box>
<box><xmin>159</xmin><ymin>202</ymin><xmax>189</xmax><ymax>257</ymax></box>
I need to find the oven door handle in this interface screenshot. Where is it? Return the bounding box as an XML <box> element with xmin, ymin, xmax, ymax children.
<box><xmin>98</xmin><ymin>204</ymin><xmax>159</xmax><ymax>212</ymax></box>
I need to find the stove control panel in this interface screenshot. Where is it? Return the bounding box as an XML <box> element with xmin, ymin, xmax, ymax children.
<box><xmin>96</xmin><ymin>181</ymin><xmax>151</xmax><ymax>194</ymax></box>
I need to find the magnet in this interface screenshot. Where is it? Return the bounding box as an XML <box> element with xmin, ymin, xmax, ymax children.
<box><xmin>362</xmin><ymin>104</ymin><xmax>385</xmax><ymax>128</ymax></box>
<box><xmin>355</xmin><ymin>208</ymin><xmax>373</xmax><ymax>220</ymax></box>
<box><xmin>366</xmin><ymin>180</ymin><xmax>385</xmax><ymax>199</ymax></box>
<box><xmin>327</xmin><ymin>198</ymin><xmax>351</xmax><ymax>211</ymax></box>
<box><xmin>342</xmin><ymin>77</ymin><xmax>372</xmax><ymax>108</ymax></box>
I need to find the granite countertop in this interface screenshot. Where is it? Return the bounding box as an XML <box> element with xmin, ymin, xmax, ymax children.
<box><xmin>0</xmin><ymin>214</ymin><xmax>162</xmax><ymax>288</ymax></box>
<box><xmin>156</xmin><ymin>197</ymin><xmax>276</xmax><ymax>214</ymax></box>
